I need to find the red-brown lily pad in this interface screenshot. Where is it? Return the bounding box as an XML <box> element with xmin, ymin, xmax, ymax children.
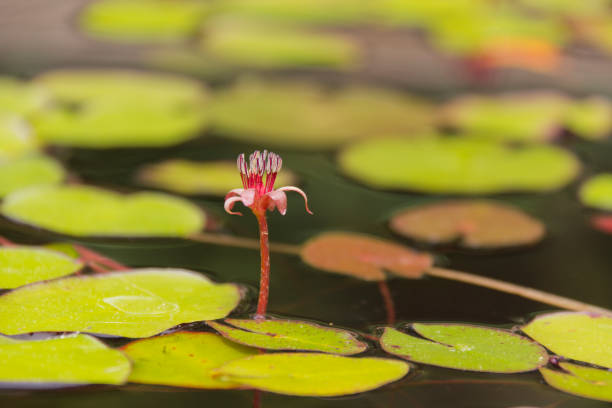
<box><xmin>591</xmin><ymin>215</ymin><xmax>612</xmax><ymax>235</ymax></box>
<box><xmin>389</xmin><ymin>201</ymin><xmax>545</xmax><ymax>249</ymax></box>
<box><xmin>300</xmin><ymin>232</ymin><xmax>433</xmax><ymax>281</ymax></box>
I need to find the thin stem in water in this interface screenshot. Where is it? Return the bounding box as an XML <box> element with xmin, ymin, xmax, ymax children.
<box><xmin>378</xmin><ymin>281</ymin><xmax>396</xmax><ymax>325</ymax></box>
<box><xmin>255</xmin><ymin>212</ymin><xmax>270</xmax><ymax>318</ymax></box>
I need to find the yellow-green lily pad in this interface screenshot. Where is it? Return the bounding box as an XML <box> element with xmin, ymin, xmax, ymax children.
<box><xmin>540</xmin><ymin>362</ymin><xmax>612</xmax><ymax>402</ymax></box>
<box><xmin>0</xmin><ymin>246</ymin><xmax>83</xmax><ymax>289</ymax></box>
<box><xmin>0</xmin><ymin>77</ymin><xmax>50</xmax><ymax>116</ymax></box>
<box><xmin>80</xmin><ymin>0</ymin><xmax>209</xmax><ymax>43</ymax></box>
<box><xmin>1</xmin><ymin>185</ymin><xmax>205</xmax><ymax>237</ymax></box>
<box><xmin>210</xmin><ymin>78</ymin><xmax>434</xmax><ymax>149</ymax></box>
<box><xmin>339</xmin><ymin>137</ymin><xmax>580</xmax><ymax>194</ymax></box>
<box><xmin>208</xmin><ymin>318</ymin><xmax>367</xmax><ymax>355</ymax></box>
<box><xmin>202</xmin><ymin>20</ymin><xmax>358</xmax><ymax>69</ymax></box>
<box><xmin>565</xmin><ymin>97</ymin><xmax>612</xmax><ymax>140</ymax></box>
<box><xmin>522</xmin><ymin>312</ymin><xmax>612</xmax><ymax>368</ymax></box>
<box><xmin>122</xmin><ymin>332</ymin><xmax>256</xmax><ymax>389</ymax></box>
<box><xmin>213</xmin><ymin>352</ymin><xmax>409</xmax><ymax>396</ymax></box>
<box><xmin>0</xmin><ymin>155</ymin><xmax>65</xmax><ymax>198</ymax></box>
<box><xmin>380</xmin><ymin>324</ymin><xmax>548</xmax><ymax>373</ymax></box>
<box><xmin>136</xmin><ymin>159</ymin><xmax>296</xmax><ymax>196</ymax></box>
<box><xmin>0</xmin><ymin>334</ymin><xmax>130</xmax><ymax>386</ymax></box>
<box><xmin>32</xmin><ymin>70</ymin><xmax>210</xmax><ymax>148</ymax></box>
<box><xmin>579</xmin><ymin>174</ymin><xmax>612</xmax><ymax>211</ymax></box>
<box><xmin>0</xmin><ymin>115</ymin><xmax>40</xmax><ymax>159</ymax></box>
<box><xmin>0</xmin><ymin>268</ymin><xmax>242</xmax><ymax>338</ymax></box>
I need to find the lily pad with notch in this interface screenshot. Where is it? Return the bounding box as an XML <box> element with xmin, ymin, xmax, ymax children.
<box><xmin>522</xmin><ymin>312</ymin><xmax>612</xmax><ymax>368</ymax></box>
<box><xmin>540</xmin><ymin>362</ymin><xmax>612</xmax><ymax>402</ymax></box>
<box><xmin>122</xmin><ymin>332</ymin><xmax>257</xmax><ymax>389</ymax></box>
<box><xmin>1</xmin><ymin>185</ymin><xmax>205</xmax><ymax>237</ymax></box>
<box><xmin>339</xmin><ymin>136</ymin><xmax>580</xmax><ymax>194</ymax></box>
<box><xmin>136</xmin><ymin>159</ymin><xmax>296</xmax><ymax>196</ymax></box>
<box><xmin>212</xmin><ymin>352</ymin><xmax>410</xmax><ymax>396</ymax></box>
<box><xmin>0</xmin><ymin>268</ymin><xmax>242</xmax><ymax>338</ymax></box>
<box><xmin>389</xmin><ymin>200</ymin><xmax>545</xmax><ymax>249</ymax></box>
<box><xmin>208</xmin><ymin>318</ymin><xmax>367</xmax><ymax>355</ymax></box>
<box><xmin>380</xmin><ymin>324</ymin><xmax>548</xmax><ymax>373</ymax></box>
<box><xmin>0</xmin><ymin>334</ymin><xmax>130</xmax><ymax>386</ymax></box>
<box><xmin>300</xmin><ymin>232</ymin><xmax>433</xmax><ymax>281</ymax></box>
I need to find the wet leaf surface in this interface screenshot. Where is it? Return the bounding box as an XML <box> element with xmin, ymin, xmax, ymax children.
<box><xmin>0</xmin><ymin>334</ymin><xmax>130</xmax><ymax>386</ymax></box>
<box><xmin>339</xmin><ymin>137</ymin><xmax>580</xmax><ymax>193</ymax></box>
<box><xmin>122</xmin><ymin>332</ymin><xmax>257</xmax><ymax>389</ymax></box>
<box><xmin>1</xmin><ymin>185</ymin><xmax>205</xmax><ymax>237</ymax></box>
<box><xmin>0</xmin><ymin>246</ymin><xmax>83</xmax><ymax>289</ymax></box>
<box><xmin>208</xmin><ymin>318</ymin><xmax>367</xmax><ymax>355</ymax></box>
<box><xmin>136</xmin><ymin>159</ymin><xmax>296</xmax><ymax>196</ymax></box>
<box><xmin>32</xmin><ymin>70</ymin><xmax>210</xmax><ymax>148</ymax></box>
<box><xmin>210</xmin><ymin>78</ymin><xmax>434</xmax><ymax>149</ymax></box>
<box><xmin>0</xmin><ymin>155</ymin><xmax>65</xmax><ymax>198</ymax></box>
<box><xmin>522</xmin><ymin>312</ymin><xmax>612</xmax><ymax>368</ymax></box>
<box><xmin>81</xmin><ymin>0</ymin><xmax>209</xmax><ymax>43</ymax></box>
<box><xmin>0</xmin><ymin>269</ymin><xmax>242</xmax><ymax>338</ymax></box>
<box><xmin>540</xmin><ymin>362</ymin><xmax>612</xmax><ymax>402</ymax></box>
<box><xmin>389</xmin><ymin>200</ymin><xmax>545</xmax><ymax>249</ymax></box>
<box><xmin>579</xmin><ymin>174</ymin><xmax>612</xmax><ymax>210</ymax></box>
<box><xmin>300</xmin><ymin>232</ymin><xmax>433</xmax><ymax>281</ymax></box>
<box><xmin>203</xmin><ymin>21</ymin><xmax>358</xmax><ymax>69</ymax></box>
<box><xmin>380</xmin><ymin>324</ymin><xmax>548</xmax><ymax>373</ymax></box>
<box><xmin>213</xmin><ymin>352</ymin><xmax>409</xmax><ymax>396</ymax></box>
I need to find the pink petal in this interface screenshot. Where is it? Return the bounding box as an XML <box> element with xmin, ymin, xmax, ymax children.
<box><xmin>266</xmin><ymin>190</ymin><xmax>288</xmax><ymax>215</ymax></box>
<box><xmin>224</xmin><ymin>196</ymin><xmax>245</xmax><ymax>215</ymax></box>
<box><xmin>224</xmin><ymin>188</ymin><xmax>244</xmax><ymax>200</ymax></box>
<box><xmin>240</xmin><ymin>188</ymin><xmax>256</xmax><ymax>207</ymax></box>
<box><xmin>276</xmin><ymin>186</ymin><xmax>313</xmax><ymax>215</ymax></box>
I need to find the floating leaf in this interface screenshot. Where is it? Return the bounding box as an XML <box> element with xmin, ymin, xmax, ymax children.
<box><xmin>2</xmin><ymin>185</ymin><xmax>205</xmax><ymax>237</ymax></box>
<box><xmin>80</xmin><ymin>0</ymin><xmax>209</xmax><ymax>43</ymax></box>
<box><xmin>0</xmin><ymin>268</ymin><xmax>241</xmax><ymax>338</ymax></box>
<box><xmin>591</xmin><ymin>215</ymin><xmax>612</xmax><ymax>235</ymax></box>
<box><xmin>579</xmin><ymin>174</ymin><xmax>612</xmax><ymax>211</ymax></box>
<box><xmin>122</xmin><ymin>332</ymin><xmax>256</xmax><ymax>389</ymax></box>
<box><xmin>202</xmin><ymin>20</ymin><xmax>358</xmax><ymax>69</ymax></box>
<box><xmin>522</xmin><ymin>312</ymin><xmax>612</xmax><ymax>368</ymax></box>
<box><xmin>208</xmin><ymin>318</ymin><xmax>367</xmax><ymax>355</ymax></box>
<box><xmin>0</xmin><ymin>115</ymin><xmax>40</xmax><ymax>159</ymax></box>
<box><xmin>564</xmin><ymin>97</ymin><xmax>612</xmax><ymax>140</ymax></box>
<box><xmin>0</xmin><ymin>246</ymin><xmax>83</xmax><ymax>289</ymax></box>
<box><xmin>339</xmin><ymin>137</ymin><xmax>579</xmax><ymax>194</ymax></box>
<box><xmin>210</xmin><ymin>78</ymin><xmax>434</xmax><ymax>149</ymax></box>
<box><xmin>213</xmin><ymin>353</ymin><xmax>409</xmax><ymax>396</ymax></box>
<box><xmin>0</xmin><ymin>334</ymin><xmax>130</xmax><ymax>386</ymax></box>
<box><xmin>136</xmin><ymin>159</ymin><xmax>296</xmax><ymax>196</ymax></box>
<box><xmin>389</xmin><ymin>200</ymin><xmax>545</xmax><ymax>249</ymax></box>
<box><xmin>32</xmin><ymin>70</ymin><xmax>209</xmax><ymax>148</ymax></box>
<box><xmin>540</xmin><ymin>362</ymin><xmax>612</xmax><ymax>402</ymax></box>
<box><xmin>300</xmin><ymin>232</ymin><xmax>433</xmax><ymax>281</ymax></box>
<box><xmin>380</xmin><ymin>324</ymin><xmax>548</xmax><ymax>373</ymax></box>
<box><xmin>0</xmin><ymin>77</ymin><xmax>50</xmax><ymax>116</ymax></box>
<box><xmin>0</xmin><ymin>155</ymin><xmax>65</xmax><ymax>198</ymax></box>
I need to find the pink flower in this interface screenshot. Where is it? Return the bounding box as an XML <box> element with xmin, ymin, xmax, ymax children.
<box><xmin>224</xmin><ymin>150</ymin><xmax>313</xmax><ymax>216</ymax></box>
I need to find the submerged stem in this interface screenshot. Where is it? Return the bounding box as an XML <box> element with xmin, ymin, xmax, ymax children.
<box><xmin>427</xmin><ymin>267</ymin><xmax>612</xmax><ymax>316</ymax></box>
<box><xmin>378</xmin><ymin>281</ymin><xmax>396</xmax><ymax>325</ymax></box>
<box><xmin>255</xmin><ymin>212</ymin><xmax>270</xmax><ymax>318</ymax></box>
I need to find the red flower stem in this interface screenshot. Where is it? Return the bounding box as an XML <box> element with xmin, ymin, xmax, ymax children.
<box><xmin>72</xmin><ymin>244</ymin><xmax>129</xmax><ymax>271</ymax></box>
<box><xmin>0</xmin><ymin>236</ymin><xmax>16</xmax><ymax>247</ymax></box>
<box><xmin>255</xmin><ymin>211</ymin><xmax>270</xmax><ymax>318</ymax></box>
<box><xmin>252</xmin><ymin>390</ymin><xmax>261</xmax><ymax>408</ymax></box>
<box><xmin>378</xmin><ymin>281</ymin><xmax>396</xmax><ymax>325</ymax></box>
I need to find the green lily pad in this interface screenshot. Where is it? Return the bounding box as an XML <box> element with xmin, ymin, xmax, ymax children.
<box><xmin>121</xmin><ymin>332</ymin><xmax>257</xmax><ymax>389</ymax></box>
<box><xmin>213</xmin><ymin>352</ymin><xmax>409</xmax><ymax>396</ymax></box>
<box><xmin>0</xmin><ymin>246</ymin><xmax>83</xmax><ymax>289</ymax></box>
<box><xmin>80</xmin><ymin>0</ymin><xmax>209</xmax><ymax>43</ymax></box>
<box><xmin>210</xmin><ymin>78</ymin><xmax>434</xmax><ymax>149</ymax></box>
<box><xmin>0</xmin><ymin>155</ymin><xmax>65</xmax><ymax>198</ymax></box>
<box><xmin>202</xmin><ymin>20</ymin><xmax>358</xmax><ymax>69</ymax></box>
<box><xmin>301</xmin><ymin>232</ymin><xmax>433</xmax><ymax>281</ymax></box>
<box><xmin>0</xmin><ymin>77</ymin><xmax>50</xmax><ymax>116</ymax></box>
<box><xmin>380</xmin><ymin>324</ymin><xmax>548</xmax><ymax>373</ymax></box>
<box><xmin>136</xmin><ymin>159</ymin><xmax>296</xmax><ymax>196</ymax></box>
<box><xmin>208</xmin><ymin>318</ymin><xmax>367</xmax><ymax>355</ymax></box>
<box><xmin>522</xmin><ymin>312</ymin><xmax>612</xmax><ymax>368</ymax></box>
<box><xmin>389</xmin><ymin>200</ymin><xmax>545</xmax><ymax>249</ymax></box>
<box><xmin>579</xmin><ymin>174</ymin><xmax>612</xmax><ymax>211</ymax></box>
<box><xmin>1</xmin><ymin>185</ymin><xmax>205</xmax><ymax>237</ymax></box>
<box><xmin>339</xmin><ymin>137</ymin><xmax>580</xmax><ymax>194</ymax></box>
<box><xmin>564</xmin><ymin>97</ymin><xmax>612</xmax><ymax>140</ymax></box>
<box><xmin>0</xmin><ymin>334</ymin><xmax>130</xmax><ymax>386</ymax></box>
<box><xmin>540</xmin><ymin>362</ymin><xmax>612</xmax><ymax>402</ymax></box>
<box><xmin>32</xmin><ymin>70</ymin><xmax>209</xmax><ymax>148</ymax></box>
<box><xmin>0</xmin><ymin>115</ymin><xmax>40</xmax><ymax>159</ymax></box>
<box><xmin>0</xmin><ymin>268</ymin><xmax>241</xmax><ymax>338</ymax></box>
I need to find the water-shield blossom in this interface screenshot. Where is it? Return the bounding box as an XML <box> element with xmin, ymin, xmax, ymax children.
<box><xmin>224</xmin><ymin>150</ymin><xmax>312</xmax><ymax>216</ymax></box>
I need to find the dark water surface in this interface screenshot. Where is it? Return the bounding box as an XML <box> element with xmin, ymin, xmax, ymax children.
<box><xmin>0</xmin><ymin>137</ymin><xmax>610</xmax><ymax>407</ymax></box>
